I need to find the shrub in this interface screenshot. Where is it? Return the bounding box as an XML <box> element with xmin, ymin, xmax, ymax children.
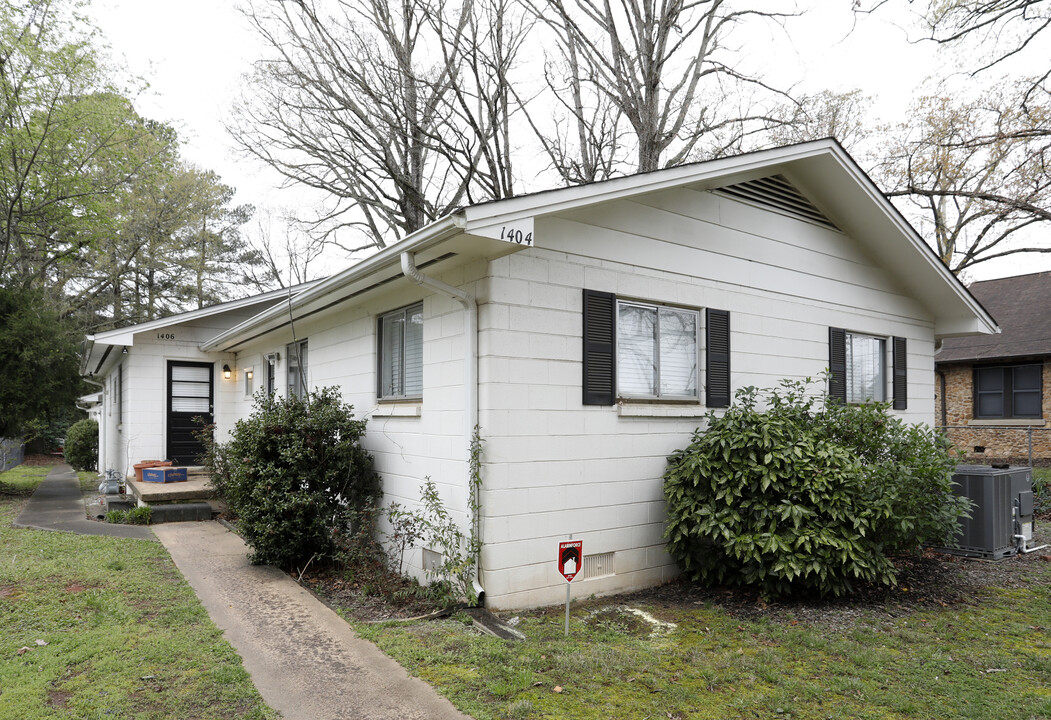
<box><xmin>204</xmin><ymin>387</ymin><xmax>380</xmax><ymax>570</ymax></box>
<box><xmin>663</xmin><ymin>380</ymin><xmax>968</xmax><ymax>598</ymax></box>
<box><xmin>65</xmin><ymin>418</ymin><xmax>99</xmax><ymax>471</ymax></box>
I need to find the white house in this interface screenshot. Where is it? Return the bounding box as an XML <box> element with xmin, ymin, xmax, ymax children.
<box><xmin>82</xmin><ymin>140</ymin><xmax>997</xmax><ymax>610</ymax></box>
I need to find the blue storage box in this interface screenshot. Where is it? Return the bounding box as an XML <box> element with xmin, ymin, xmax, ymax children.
<box><xmin>141</xmin><ymin>466</ymin><xmax>187</xmax><ymax>483</ymax></box>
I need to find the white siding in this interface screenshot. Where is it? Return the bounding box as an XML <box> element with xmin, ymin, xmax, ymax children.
<box><xmin>477</xmin><ymin>187</ymin><xmax>937</xmax><ymax>609</ymax></box>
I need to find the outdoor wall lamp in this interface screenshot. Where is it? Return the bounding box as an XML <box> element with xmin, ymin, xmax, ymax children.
<box><xmin>223</xmin><ymin>364</ymin><xmax>232</xmax><ymax>379</ymax></box>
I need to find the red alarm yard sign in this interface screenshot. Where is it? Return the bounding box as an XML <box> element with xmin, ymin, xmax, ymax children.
<box><xmin>558</xmin><ymin>540</ymin><xmax>583</xmax><ymax>583</ymax></box>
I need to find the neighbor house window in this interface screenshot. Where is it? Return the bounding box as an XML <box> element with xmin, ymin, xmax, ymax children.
<box><xmin>378</xmin><ymin>302</ymin><xmax>423</xmax><ymax>399</ymax></box>
<box><xmin>974</xmin><ymin>364</ymin><xmax>1042</xmax><ymax>419</ymax></box>
<box><xmin>616</xmin><ymin>300</ymin><xmax>699</xmax><ymax>400</ymax></box>
<box><xmin>287</xmin><ymin>340</ymin><xmax>308</xmax><ymax>400</ymax></box>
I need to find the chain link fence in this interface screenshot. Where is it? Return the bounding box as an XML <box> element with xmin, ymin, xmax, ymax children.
<box><xmin>0</xmin><ymin>437</ymin><xmax>24</xmax><ymax>472</ymax></box>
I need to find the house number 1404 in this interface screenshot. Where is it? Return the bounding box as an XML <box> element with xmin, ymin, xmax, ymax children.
<box><xmin>500</xmin><ymin>226</ymin><xmax>533</xmax><ymax>245</ymax></box>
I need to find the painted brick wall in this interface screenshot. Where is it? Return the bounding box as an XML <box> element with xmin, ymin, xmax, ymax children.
<box><xmin>936</xmin><ymin>361</ymin><xmax>1051</xmax><ymax>465</ymax></box>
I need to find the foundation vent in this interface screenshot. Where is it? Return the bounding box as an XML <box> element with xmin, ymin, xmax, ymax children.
<box><xmin>582</xmin><ymin>551</ymin><xmax>615</xmax><ymax>580</ymax></box>
<box><xmin>715</xmin><ymin>174</ymin><xmax>839</xmax><ymax>230</ymax></box>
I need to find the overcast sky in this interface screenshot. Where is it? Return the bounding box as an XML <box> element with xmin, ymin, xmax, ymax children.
<box><xmin>86</xmin><ymin>1</ymin><xmax>1033</xmax><ymax>280</ymax></box>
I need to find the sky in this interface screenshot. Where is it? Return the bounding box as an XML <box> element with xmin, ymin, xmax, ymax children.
<box><xmin>85</xmin><ymin>0</ymin><xmax>1039</xmax><ymax>281</ymax></box>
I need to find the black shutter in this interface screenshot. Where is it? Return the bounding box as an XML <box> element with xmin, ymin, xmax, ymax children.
<box><xmin>828</xmin><ymin>327</ymin><xmax>847</xmax><ymax>403</ymax></box>
<box><xmin>582</xmin><ymin>289</ymin><xmax>616</xmax><ymax>405</ymax></box>
<box><xmin>892</xmin><ymin>336</ymin><xmax>907</xmax><ymax>410</ymax></box>
<box><xmin>705</xmin><ymin>308</ymin><xmax>731</xmax><ymax>408</ymax></box>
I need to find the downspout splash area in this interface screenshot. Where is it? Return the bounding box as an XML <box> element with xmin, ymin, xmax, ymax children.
<box><xmin>400</xmin><ymin>251</ymin><xmax>484</xmax><ymax>606</ymax></box>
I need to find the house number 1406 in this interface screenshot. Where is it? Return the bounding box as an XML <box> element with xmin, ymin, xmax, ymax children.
<box><xmin>157</xmin><ymin>333</ymin><xmax>176</xmax><ymax>340</ymax></box>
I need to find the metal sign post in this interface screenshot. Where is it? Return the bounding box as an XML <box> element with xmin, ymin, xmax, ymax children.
<box><xmin>558</xmin><ymin>537</ymin><xmax>582</xmax><ymax>637</ymax></box>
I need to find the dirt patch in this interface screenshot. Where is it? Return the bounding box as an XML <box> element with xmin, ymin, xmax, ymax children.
<box><xmin>64</xmin><ymin>583</ymin><xmax>94</xmax><ymax>593</ymax></box>
<box><xmin>22</xmin><ymin>454</ymin><xmax>63</xmax><ymax>467</ymax></box>
<box><xmin>0</xmin><ymin>585</ymin><xmax>24</xmax><ymax>600</ymax></box>
<box><xmin>46</xmin><ymin>688</ymin><xmax>72</xmax><ymax>708</ymax></box>
<box><xmin>606</xmin><ymin>541</ymin><xmax>1051</xmax><ymax>632</ymax></box>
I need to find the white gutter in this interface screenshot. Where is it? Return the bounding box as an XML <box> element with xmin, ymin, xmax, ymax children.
<box><xmin>400</xmin><ymin>251</ymin><xmax>484</xmax><ymax>605</ymax></box>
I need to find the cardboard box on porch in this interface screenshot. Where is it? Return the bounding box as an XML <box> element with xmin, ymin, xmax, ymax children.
<box><xmin>141</xmin><ymin>466</ymin><xmax>187</xmax><ymax>483</ymax></box>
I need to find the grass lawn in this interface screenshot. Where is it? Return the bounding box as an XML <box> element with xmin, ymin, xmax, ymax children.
<box><xmin>0</xmin><ymin>467</ymin><xmax>277</xmax><ymax>719</ymax></box>
<box><xmin>350</xmin><ymin>559</ymin><xmax>1051</xmax><ymax>719</ymax></box>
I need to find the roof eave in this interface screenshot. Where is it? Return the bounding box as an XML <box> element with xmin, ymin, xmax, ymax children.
<box><xmin>200</xmin><ymin>213</ymin><xmax>467</xmax><ymax>353</ymax></box>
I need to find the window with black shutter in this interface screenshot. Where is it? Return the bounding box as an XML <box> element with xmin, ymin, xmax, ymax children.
<box><xmin>582</xmin><ymin>290</ymin><xmax>616</xmax><ymax>405</ymax></box>
<box><xmin>583</xmin><ymin>290</ymin><xmax>724</xmax><ymax>406</ymax></box>
<box><xmin>892</xmin><ymin>336</ymin><xmax>907</xmax><ymax>410</ymax></box>
<box><xmin>706</xmin><ymin>309</ymin><xmax>731</xmax><ymax>408</ymax></box>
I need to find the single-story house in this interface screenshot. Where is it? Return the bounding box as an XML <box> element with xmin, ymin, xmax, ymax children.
<box><xmin>82</xmin><ymin>139</ymin><xmax>996</xmax><ymax>610</ymax></box>
<box><xmin>935</xmin><ymin>270</ymin><xmax>1051</xmax><ymax>465</ymax></box>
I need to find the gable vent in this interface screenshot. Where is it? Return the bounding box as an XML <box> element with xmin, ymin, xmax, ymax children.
<box><xmin>714</xmin><ymin>174</ymin><xmax>839</xmax><ymax>230</ymax></box>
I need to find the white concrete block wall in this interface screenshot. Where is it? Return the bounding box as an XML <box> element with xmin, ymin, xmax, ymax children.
<box><xmin>227</xmin><ymin>270</ymin><xmax>481</xmax><ymax>581</ymax></box>
<box><xmin>477</xmin><ymin>187</ymin><xmax>938</xmax><ymax>610</ymax></box>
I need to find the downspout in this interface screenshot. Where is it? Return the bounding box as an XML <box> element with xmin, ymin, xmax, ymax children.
<box><xmin>400</xmin><ymin>251</ymin><xmax>484</xmax><ymax>605</ymax></box>
<box><xmin>937</xmin><ymin>370</ymin><xmax>947</xmax><ymax>428</ymax></box>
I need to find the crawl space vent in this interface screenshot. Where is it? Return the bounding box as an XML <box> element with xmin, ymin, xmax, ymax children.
<box><xmin>715</xmin><ymin>174</ymin><xmax>839</xmax><ymax>230</ymax></box>
<box><xmin>582</xmin><ymin>551</ymin><xmax>615</xmax><ymax>580</ymax></box>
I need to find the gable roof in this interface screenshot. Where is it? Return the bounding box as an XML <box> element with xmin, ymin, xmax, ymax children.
<box><xmin>201</xmin><ymin>139</ymin><xmax>998</xmax><ymax>352</ymax></box>
<box><xmin>936</xmin><ymin>271</ymin><xmax>1051</xmax><ymax>363</ymax></box>
<box><xmin>81</xmin><ymin>281</ymin><xmax>323</xmax><ymax>376</ymax></box>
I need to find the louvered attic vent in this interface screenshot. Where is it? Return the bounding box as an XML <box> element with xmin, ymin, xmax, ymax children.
<box><xmin>714</xmin><ymin>174</ymin><xmax>839</xmax><ymax>230</ymax></box>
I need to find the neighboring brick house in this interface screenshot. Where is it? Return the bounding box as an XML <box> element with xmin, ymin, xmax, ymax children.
<box><xmin>936</xmin><ymin>271</ymin><xmax>1051</xmax><ymax>466</ymax></box>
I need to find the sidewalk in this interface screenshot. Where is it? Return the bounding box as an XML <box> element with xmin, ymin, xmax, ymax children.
<box><xmin>151</xmin><ymin>521</ymin><xmax>472</xmax><ymax>720</ymax></box>
<box><xmin>13</xmin><ymin>464</ymin><xmax>153</xmax><ymax>540</ymax></box>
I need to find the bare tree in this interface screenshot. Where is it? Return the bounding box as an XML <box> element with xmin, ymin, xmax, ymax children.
<box><xmin>873</xmin><ymin>81</ymin><xmax>1051</xmax><ymax>274</ymax></box>
<box><xmin>231</xmin><ymin>0</ymin><xmax>524</xmax><ymax>253</ymax></box>
<box><xmin>241</xmin><ymin>207</ymin><xmax>327</xmax><ymax>290</ymax></box>
<box><xmin>766</xmin><ymin>89</ymin><xmax>875</xmax><ymax>153</ymax></box>
<box><xmin>521</xmin><ymin>0</ymin><xmax>799</xmax><ymax>179</ymax></box>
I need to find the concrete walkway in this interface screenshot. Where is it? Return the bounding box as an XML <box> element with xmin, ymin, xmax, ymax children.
<box><xmin>13</xmin><ymin>464</ymin><xmax>153</xmax><ymax>540</ymax></box>
<box><xmin>151</xmin><ymin>521</ymin><xmax>472</xmax><ymax>720</ymax></box>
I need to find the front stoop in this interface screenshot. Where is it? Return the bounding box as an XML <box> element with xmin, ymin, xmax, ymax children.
<box><xmin>126</xmin><ymin>467</ymin><xmax>223</xmax><ymax>523</ymax></box>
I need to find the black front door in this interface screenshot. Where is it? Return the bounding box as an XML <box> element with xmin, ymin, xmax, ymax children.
<box><xmin>166</xmin><ymin>361</ymin><xmax>214</xmax><ymax>466</ymax></box>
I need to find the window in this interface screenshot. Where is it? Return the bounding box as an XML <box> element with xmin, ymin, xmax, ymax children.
<box><xmin>378</xmin><ymin>302</ymin><xmax>423</xmax><ymax>399</ymax></box>
<box><xmin>582</xmin><ymin>290</ymin><xmax>728</xmax><ymax>406</ymax></box>
<box><xmin>974</xmin><ymin>364</ymin><xmax>1042</xmax><ymax>419</ymax></box>
<box><xmin>266</xmin><ymin>355</ymin><xmax>276</xmax><ymax>395</ymax></box>
<box><xmin>617</xmin><ymin>300</ymin><xmax>699</xmax><ymax>400</ymax></box>
<box><xmin>287</xmin><ymin>340</ymin><xmax>308</xmax><ymax>400</ymax></box>
<box><xmin>829</xmin><ymin>329</ymin><xmax>906</xmax><ymax>408</ymax></box>
<box><xmin>244</xmin><ymin>367</ymin><xmax>254</xmax><ymax>397</ymax></box>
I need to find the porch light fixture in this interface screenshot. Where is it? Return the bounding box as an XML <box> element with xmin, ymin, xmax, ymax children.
<box><xmin>223</xmin><ymin>364</ymin><xmax>232</xmax><ymax>379</ymax></box>
<box><xmin>121</xmin><ymin>347</ymin><xmax>129</xmax><ymax>355</ymax></box>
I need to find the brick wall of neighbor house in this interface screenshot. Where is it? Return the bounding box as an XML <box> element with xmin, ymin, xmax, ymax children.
<box><xmin>936</xmin><ymin>361</ymin><xmax>1051</xmax><ymax>466</ymax></box>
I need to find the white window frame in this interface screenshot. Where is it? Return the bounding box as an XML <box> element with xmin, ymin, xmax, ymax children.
<box><xmin>845</xmin><ymin>331</ymin><xmax>886</xmax><ymax>404</ymax></box>
<box><xmin>378</xmin><ymin>302</ymin><xmax>424</xmax><ymax>401</ymax></box>
<box><xmin>615</xmin><ymin>299</ymin><xmax>700</xmax><ymax>401</ymax></box>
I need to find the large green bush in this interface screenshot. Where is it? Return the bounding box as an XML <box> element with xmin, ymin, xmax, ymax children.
<box><xmin>205</xmin><ymin>387</ymin><xmax>380</xmax><ymax>569</ymax></box>
<box><xmin>64</xmin><ymin>418</ymin><xmax>99</xmax><ymax>471</ymax></box>
<box><xmin>664</xmin><ymin>380</ymin><xmax>967</xmax><ymax>598</ymax></box>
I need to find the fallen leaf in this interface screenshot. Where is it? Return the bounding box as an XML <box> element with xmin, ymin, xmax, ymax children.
<box><xmin>16</xmin><ymin>647</ymin><xmax>30</xmax><ymax>656</ymax></box>
<box><xmin>34</xmin><ymin>640</ymin><xmax>47</xmax><ymax>647</ymax></box>
<box><xmin>553</xmin><ymin>686</ymin><xmax>563</xmax><ymax>693</ymax></box>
